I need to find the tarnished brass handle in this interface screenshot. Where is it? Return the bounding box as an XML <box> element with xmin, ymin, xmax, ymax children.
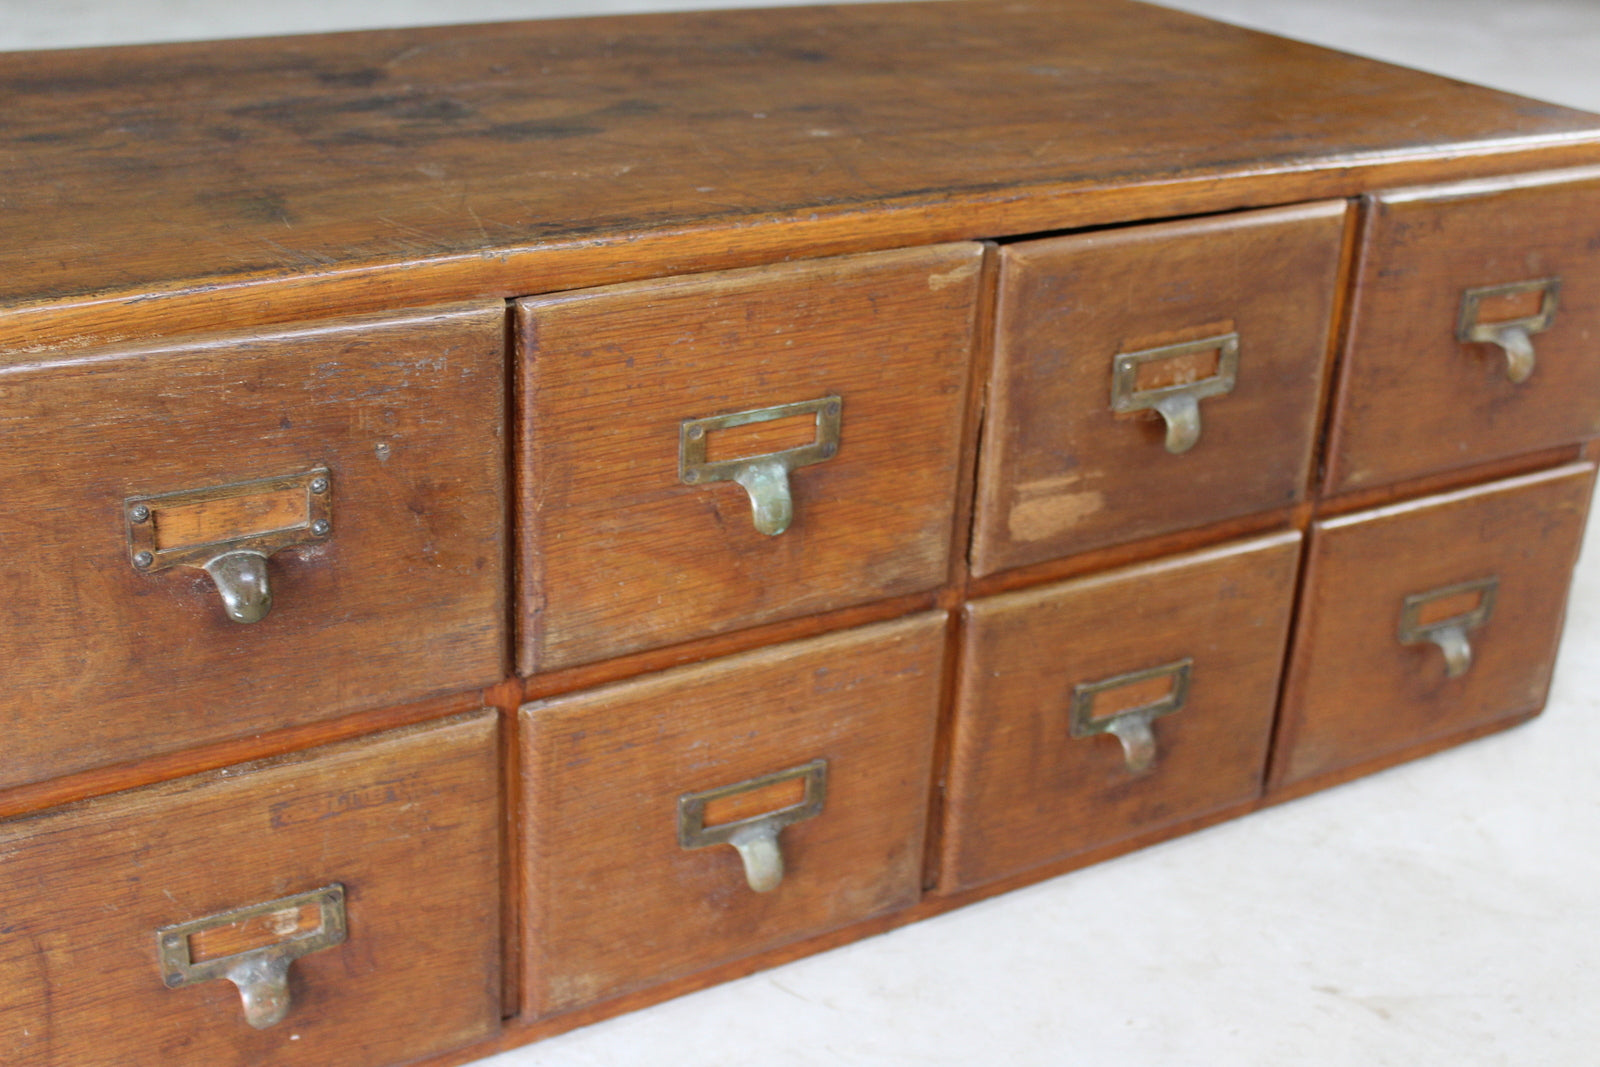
<box><xmin>1069</xmin><ymin>659</ymin><xmax>1193</xmax><ymax>774</ymax></box>
<box><xmin>680</xmin><ymin>397</ymin><xmax>841</xmax><ymax>536</ymax></box>
<box><xmin>1110</xmin><ymin>334</ymin><xmax>1239</xmax><ymax>454</ymax></box>
<box><xmin>126</xmin><ymin>467</ymin><xmax>332</xmax><ymax>624</ymax></box>
<box><xmin>1457</xmin><ymin>279</ymin><xmax>1560</xmax><ymax>384</ymax></box>
<box><xmin>157</xmin><ymin>884</ymin><xmax>347</xmax><ymax>1030</ymax></box>
<box><xmin>1398</xmin><ymin>576</ymin><xmax>1498</xmax><ymax>679</ymax></box>
<box><xmin>678</xmin><ymin>759</ymin><xmax>827</xmax><ymax>893</ymax></box>
<box><xmin>203</xmin><ymin>551</ymin><xmax>273</xmax><ymax>624</ymax></box>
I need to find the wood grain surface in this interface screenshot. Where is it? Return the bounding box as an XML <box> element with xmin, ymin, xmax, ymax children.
<box><xmin>517</xmin><ymin>245</ymin><xmax>979</xmax><ymax>671</ymax></box>
<box><xmin>1</xmin><ymin>5</ymin><xmax>1598</xmax><ymax>1065</ymax></box>
<box><xmin>1326</xmin><ymin>169</ymin><xmax>1600</xmax><ymax>493</ymax></box>
<box><xmin>1271</xmin><ymin>462</ymin><xmax>1596</xmax><ymax>790</ymax></box>
<box><xmin>0</xmin><ymin>710</ymin><xmax>502</xmax><ymax>1067</ymax></box>
<box><xmin>974</xmin><ymin>201</ymin><xmax>1346</xmax><ymax>574</ymax></box>
<box><xmin>520</xmin><ymin>612</ymin><xmax>945</xmax><ymax>1018</ymax></box>
<box><xmin>0</xmin><ymin>303</ymin><xmax>507</xmax><ymax>789</ymax></box>
<box><xmin>940</xmin><ymin>531</ymin><xmax>1301</xmax><ymax>893</ymax></box>
<box><xmin>5</xmin><ymin>1</ymin><xmax>1600</xmax><ymax>351</ymax></box>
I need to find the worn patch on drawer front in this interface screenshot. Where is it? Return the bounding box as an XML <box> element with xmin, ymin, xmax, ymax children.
<box><xmin>1008</xmin><ymin>474</ymin><xmax>1105</xmax><ymax>541</ymax></box>
<box><xmin>268</xmin><ymin>779</ymin><xmax>409</xmax><ymax>828</ymax></box>
<box><xmin>927</xmin><ymin>258</ymin><xmax>980</xmax><ymax>290</ymax></box>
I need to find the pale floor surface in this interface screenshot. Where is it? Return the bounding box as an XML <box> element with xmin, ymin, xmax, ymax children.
<box><xmin>5</xmin><ymin>1</ymin><xmax>1598</xmax><ymax>1064</ymax></box>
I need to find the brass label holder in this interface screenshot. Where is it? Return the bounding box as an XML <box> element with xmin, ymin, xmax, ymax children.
<box><xmin>1457</xmin><ymin>278</ymin><xmax>1560</xmax><ymax>384</ymax></box>
<box><xmin>126</xmin><ymin>467</ymin><xmax>332</xmax><ymax>624</ymax></box>
<box><xmin>1069</xmin><ymin>658</ymin><xmax>1193</xmax><ymax>774</ymax></box>
<box><xmin>157</xmin><ymin>884</ymin><xmax>347</xmax><ymax>1030</ymax></box>
<box><xmin>1110</xmin><ymin>333</ymin><xmax>1239</xmax><ymax>454</ymax></box>
<box><xmin>1398</xmin><ymin>576</ymin><xmax>1498</xmax><ymax>679</ymax></box>
<box><xmin>679</xmin><ymin>396</ymin><xmax>841</xmax><ymax>536</ymax></box>
<box><xmin>678</xmin><ymin>759</ymin><xmax>828</xmax><ymax>893</ymax></box>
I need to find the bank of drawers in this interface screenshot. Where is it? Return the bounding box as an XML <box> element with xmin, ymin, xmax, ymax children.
<box><xmin>5</xmin><ymin>168</ymin><xmax>1600</xmax><ymax>1054</ymax></box>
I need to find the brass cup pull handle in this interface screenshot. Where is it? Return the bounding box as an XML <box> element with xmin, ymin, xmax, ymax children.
<box><xmin>732</xmin><ymin>459</ymin><xmax>794</xmax><ymax>540</ymax></box>
<box><xmin>1104</xmin><ymin>713</ymin><xmax>1159</xmax><ymax>775</ymax></box>
<box><xmin>1490</xmin><ymin>324</ymin><xmax>1536</xmax><ymax>384</ymax></box>
<box><xmin>1398</xmin><ymin>576</ymin><xmax>1498</xmax><ymax>680</ymax></box>
<box><xmin>1425</xmin><ymin>625</ymin><xmax>1475</xmax><ymax>679</ymax></box>
<box><xmin>128</xmin><ymin>467</ymin><xmax>332</xmax><ymax>624</ymax></box>
<box><xmin>1152</xmin><ymin>393</ymin><xmax>1202</xmax><ymax>455</ymax></box>
<box><xmin>1458</xmin><ymin>279</ymin><xmax>1560</xmax><ymax>384</ymax></box>
<box><xmin>227</xmin><ymin>954</ymin><xmax>294</xmax><ymax>1030</ymax></box>
<box><xmin>1069</xmin><ymin>658</ymin><xmax>1193</xmax><ymax>775</ymax></box>
<box><xmin>1110</xmin><ymin>333</ymin><xmax>1239</xmax><ymax>455</ymax></box>
<box><xmin>678</xmin><ymin>759</ymin><xmax>827</xmax><ymax>893</ymax></box>
<box><xmin>726</xmin><ymin>823</ymin><xmax>787</xmax><ymax>893</ymax></box>
<box><xmin>157</xmin><ymin>884</ymin><xmax>347</xmax><ymax>1030</ymax></box>
<box><xmin>203</xmin><ymin>550</ymin><xmax>273</xmax><ymax>625</ymax></box>
<box><xmin>680</xmin><ymin>396</ymin><xmax>842</xmax><ymax>536</ymax></box>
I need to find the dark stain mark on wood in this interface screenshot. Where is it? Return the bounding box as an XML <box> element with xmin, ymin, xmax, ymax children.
<box><xmin>316</xmin><ymin>67</ymin><xmax>386</xmax><ymax>88</ymax></box>
<box><xmin>485</xmin><ymin>120</ymin><xmax>603</xmax><ymax>141</ymax></box>
<box><xmin>195</xmin><ymin>189</ymin><xmax>295</xmax><ymax>226</ymax></box>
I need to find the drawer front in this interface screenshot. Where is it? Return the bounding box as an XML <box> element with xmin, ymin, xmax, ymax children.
<box><xmin>0</xmin><ymin>711</ymin><xmax>501</xmax><ymax>1067</ymax></box>
<box><xmin>516</xmin><ymin>245</ymin><xmax>981</xmax><ymax>672</ymax></box>
<box><xmin>1326</xmin><ymin>171</ymin><xmax>1600</xmax><ymax>493</ymax></box>
<box><xmin>940</xmin><ymin>532</ymin><xmax>1301</xmax><ymax>893</ymax></box>
<box><xmin>0</xmin><ymin>304</ymin><xmax>506</xmax><ymax>790</ymax></box>
<box><xmin>1272</xmin><ymin>463</ymin><xmax>1595</xmax><ymax>790</ymax></box>
<box><xmin>521</xmin><ymin>612</ymin><xmax>946</xmax><ymax>1018</ymax></box>
<box><xmin>972</xmin><ymin>202</ymin><xmax>1345</xmax><ymax>576</ymax></box>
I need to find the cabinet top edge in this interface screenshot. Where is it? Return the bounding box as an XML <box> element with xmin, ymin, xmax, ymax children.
<box><xmin>4</xmin><ymin>0</ymin><xmax>1600</xmax><ymax>347</ymax></box>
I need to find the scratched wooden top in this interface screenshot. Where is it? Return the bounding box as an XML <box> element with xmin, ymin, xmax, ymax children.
<box><xmin>3</xmin><ymin>0</ymin><xmax>1600</xmax><ymax>343</ymax></box>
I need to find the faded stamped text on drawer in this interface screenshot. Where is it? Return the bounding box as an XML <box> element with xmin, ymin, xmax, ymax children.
<box><xmin>940</xmin><ymin>531</ymin><xmax>1302</xmax><ymax>893</ymax></box>
<box><xmin>516</xmin><ymin>245</ymin><xmax>981</xmax><ymax>672</ymax></box>
<box><xmin>0</xmin><ymin>710</ymin><xmax>501</xmax><ymax>1067</ymax></box>
<box><xmin>1272</xmin><ymin>462</ymin><xmax>1596</xmax><ymax>790</ymax></box>
<box><xmin>521</xmin><ymin>611</ymin><xmax>946</xmax><ymax>1018</ymax></box>
<box><xmin>0</xmin><ymin>303</ymin><xmax>506</xmax><ymax>789</ymax></box>
<box><xmin>973</xmin><ymin>202</ymin><xmax>1345</xmax><ymax>575</ymax></box>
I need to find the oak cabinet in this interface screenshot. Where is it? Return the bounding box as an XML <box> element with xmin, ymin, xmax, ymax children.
<box><xmin>4</xmin><ymin>2</ymin><xmax>1599</xmax><ymax>1063</ymax></box>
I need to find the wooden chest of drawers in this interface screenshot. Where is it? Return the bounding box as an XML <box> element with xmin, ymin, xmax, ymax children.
<box><xmin>4</xmin><ymin>2</ymin><xmax>1599</xmax><ymax>1063</ymax></box>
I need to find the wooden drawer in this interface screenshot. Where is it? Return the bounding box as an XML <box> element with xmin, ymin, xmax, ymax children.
<box><xmin>1271</xmin><ymin>462</ymin><xmax>1596</xmax><ymax>790</ymax></box>
<box><xmin>520</xmin><ymin>612</ymin><xmax>946</xmax><ymax>1018</ymax></box>
<box><xmin>971</xmin><ymin>203</ymin><xmax>1345</xmax><ymax>576</ymax></box>
<box><xmin>0</xmin><ymin>710</ymin><xmax>501</xmax><ymax>1067</ymax></box>
<box><xmin>515</xmin><ymin>246</ymin><xmax>981</xmax><ymax>672</ymax></box>
<box><xmin>1326</xmin><ymin>171</ymin><xmax>1600</xmax><ymax>493</ymax></box>
<box><xmin>939</xmin><ymin>531</ymin><xmax>1301</xmax><ymax>894</ymax></box>
<box><xmin>0</xmin><ymin>304</ymin><xmax>506</xmax><ymax>790</ymax></box>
